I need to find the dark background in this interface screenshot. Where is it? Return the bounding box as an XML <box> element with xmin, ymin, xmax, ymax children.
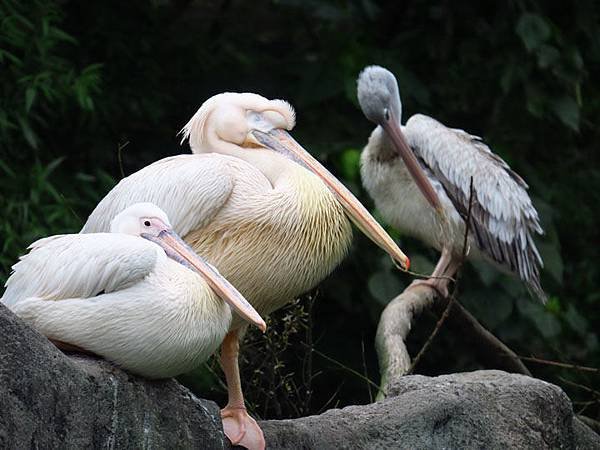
<box><xmin>1</xmin><ymin>0</ymin><xmax>598</xmax><ymax>422</ymax></box>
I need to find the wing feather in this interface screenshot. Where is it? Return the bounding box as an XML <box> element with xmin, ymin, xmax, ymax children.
<box><xmin>81</xmin><ymin>154</ymin><xmax>235</xmax><ymax>235</ymax></box>
<box><xmin>405</xmin><ymin>114</ymin><xmax>546</xmax><ymax>301</ymax></box>
<box><xmin>1</xmin><ymin>234</ymin><xmax>159</xmax><ymax>307</ymax></box>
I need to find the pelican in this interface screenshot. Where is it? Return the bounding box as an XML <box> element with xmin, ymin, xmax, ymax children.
<box><xmin>80</xmin><ymin>93</ymin><xmax>409</xmax><ymax>449</ymax></box>
<box><xmin>357</xmin><ymin>65</ymin><xmax>545</xmax><ymax>301</ymax></box>
<box><xmin>1</xmin><ymin>203</ymin><xmax>265</xmax><ymax>379</ymax></box>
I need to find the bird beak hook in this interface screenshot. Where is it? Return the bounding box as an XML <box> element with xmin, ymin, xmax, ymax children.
<box><xmin>251</xmin><ymin>128</ymin><xmax>410</xmax><ymax>271</ymax></box>
<box><xmin>142</xmin><ymin>229</ymin><xmax>267</xmax><ymax>332</ymax></box>
<box><xmin>381</xmin><ymin>115</ymin><xmax>444</xmax><ymax>214</ymax></box>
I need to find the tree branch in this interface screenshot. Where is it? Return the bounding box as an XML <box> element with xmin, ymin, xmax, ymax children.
<box><xmin>376</xmin><ymin>178</ymin><xmax>530</xmax><ymax>399</ymax></box>
<box><xmin>375</xmin><ymin>284</ymin><xmax>437</xmax><ymax>399</ymax></box>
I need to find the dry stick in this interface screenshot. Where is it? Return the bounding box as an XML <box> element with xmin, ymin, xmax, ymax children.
<box><xmin>361</xmin><ymin>336</ymin><xmax>373</xmax><ymax>403</ymax></box>
<box><xmin>558</xmin><ymin>376</ymin><xmax>600</xmax><ymax>398</ymax></box>
<box><xmin>439</xmin><ymin>301</ymin><xmax>530</xmax><ymax>375</ymax></box>
<box><xmin>577</xmin><ymin>415</ymin><xmax>600</xmax><ymax>435</ymax></box>
<box><xmin>520</xmin><ymin>356</ymin><xmax>599</xmax><ymax>373</ymax></box>
<box><xmin>302</xmin><ymin>343</ymin><xmax>380</xmax><ymax>391</ymax></box>
<box><xmin>117</xmin><ymin>140</ymin><xmax>129</xmax><ymax>179</ymax></box>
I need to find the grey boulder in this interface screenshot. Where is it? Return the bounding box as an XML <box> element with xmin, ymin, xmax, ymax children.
<box><xmin>1</xmin><ymin>304</ymin><xmax>598</xmax><ymax>449</ymax></box>
<box><xmin>261</xmin><ymin>371</ymin><xmax>600</xmax><ymax>449</ymax></box>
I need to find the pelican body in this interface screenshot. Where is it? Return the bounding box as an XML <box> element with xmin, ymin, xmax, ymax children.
<box><xmin>358</xmin><ymin>66</ymin><xmax>545</xmax><ymax>300</ymax></box>
<box><xmin>1</xmin><ymin>203</ymin><xmax>264</xmax><ymax>379</ymax></box>
<box><xmin>80</xmin><ymin>93</ymin><xmax>409</xmax><ymax>449</ymax></box>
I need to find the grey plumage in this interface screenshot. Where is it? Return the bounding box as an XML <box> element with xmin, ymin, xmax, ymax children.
<box><xmin>358</xmin><ymin>65</ymin><xmax>546</xmax><ymax>302</ymax></box>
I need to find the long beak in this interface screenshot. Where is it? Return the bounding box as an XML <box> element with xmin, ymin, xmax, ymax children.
<box><xmin>381</xmin><ymin>114</ymin><xmax>443</xmax><ymax>213</ymax></box>
<box><xmin>252</xmin><ymin>129</ymin><xmax>410</xmax><ymax>270</ymax></box>
<box><xmin>142</xmin><ymin>229</ymin><xmax>267</xmax><ymax>332</ymax></box>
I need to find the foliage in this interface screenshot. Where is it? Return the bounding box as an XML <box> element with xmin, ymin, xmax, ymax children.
<box><xmin>0</xmin><ymin>0</ymin><xmax>101</xmax><ymax>155</ymax></box>
<box><xmin>0</xmin><ymin>0</ymin><xmax>598</xmax><ymax>421</ymax></box>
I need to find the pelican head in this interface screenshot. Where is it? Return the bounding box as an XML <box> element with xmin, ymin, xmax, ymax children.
<box><xmin>110</xmin><ymin>202</ymin><xmax>172</xmax><ymax>236</ymax></box>
<box><xmin>110</xmin><ymin>203</ymin><xmax>266</xmax><ymax>332</ymax></box>
<box><xmin>180</xmin><ymin>92</ymin><xmax>410</xmax><ymax>270</ymax></box>
<box><xmin>180</xmin><ymin>92</ymin><xmax>296</xmax><ymax>154</ymax></box>
<box><xmin>357</xmin><ymin>66</ymin><xmax>443</xmax><ymax>213</ymax></box>
<box><xmin>357</xmin><ymin>65</ymin><xmax>402</xmax><ymax>126</ymax></box>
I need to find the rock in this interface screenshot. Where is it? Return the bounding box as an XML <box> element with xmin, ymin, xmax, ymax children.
<box><xmin>0</xmin><ymin>304</ymin><xmax>227</xmax><ymax>449</ymax></box>
<box><xmin>1</xmin><ymin>303</ymin><xmax>598</xmax><ymax>449</ymax></box>
<box><xmin>261</xmin><ymin>371</ymin><xmax>600</xmax><ymax>449</ymax></box>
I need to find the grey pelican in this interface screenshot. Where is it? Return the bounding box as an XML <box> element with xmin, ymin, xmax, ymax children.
<box><xmin>357</xmin><ymin>66</ymin><xmax>545</xmax><ymax>301</ymax></box>
<box><xmin>2</xmin><ymin>203</ymin><xmax>265</xmax><ymax>378</ymax></box>
<box><xmin>81</xmin><ymin>93</ymin><xmax>410</xmax><ymax>449</ymax></box>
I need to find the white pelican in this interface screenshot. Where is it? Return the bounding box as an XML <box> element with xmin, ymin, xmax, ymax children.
<box><xmin>1</xmin><ymin>203</ymin><xmax>265</xmax><ymax>379</ymax></box>
<box><xmin>80</xmin><ymin>93</ymin><xmax>410</xmax><ymax>449</ymax></box>
<box><xmin>357</xmin><ymin>65</ymin><xmax>545</xmax><ymax>301</ymax></box>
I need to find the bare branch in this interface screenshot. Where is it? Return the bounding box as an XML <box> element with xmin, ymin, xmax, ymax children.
<box><xmin>521</xmin><ymin>356</ymin><xmax>599</xmax><ymax>373</ymax></box>
<box><xmin>375</xmin><ymin>284</ymin><xmax>437</xmax><ymax>399</ymax></box>
<box><xmin>376</xmin><ymin>178</ymin><xmax>530</xmax><ymax>398</ymax></box>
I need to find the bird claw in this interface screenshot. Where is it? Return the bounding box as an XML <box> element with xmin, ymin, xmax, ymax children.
<box><xmin>408</xmin><ymin>278</ymin><xmax>450</xmax><ymax>298</ymax></box>
<box><xmin>221</xmin><ymin>406</ymin><xmax>265</xmax><ymax>450</ymax></box>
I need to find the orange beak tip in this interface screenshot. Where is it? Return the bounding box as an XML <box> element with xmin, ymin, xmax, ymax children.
<box><xmin>405</xmin><ymin>257</ymin><xmax>411</xmax><ymax>271</ymax></box>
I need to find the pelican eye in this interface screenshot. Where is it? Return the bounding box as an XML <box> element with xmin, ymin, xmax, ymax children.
<box><xmin>384</xmin><ymin>108</ymin><xmax>390</xmax><ymax>121</ymax></box>
<box><xmin>144</xmin><ymin>220</ymin><xmax>151</xmax><ymax>227</ymax></box>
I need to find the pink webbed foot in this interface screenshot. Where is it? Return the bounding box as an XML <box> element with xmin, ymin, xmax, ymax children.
<box><xmin>408</xmin><ymin>277</ymin><xmax>451</xmax><ymax>298</ymax></box>
<box><xmin>221</xmin><ymin>406</ymin><xmax>265</xmax><ymax>450</ymax></box>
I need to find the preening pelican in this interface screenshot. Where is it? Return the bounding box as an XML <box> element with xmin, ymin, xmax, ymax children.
<box><xmin>81</xmin><ymin>93</ymin><xmax>409</xmax><ymax>449</ymax></box>
<box><xmin>357</xmin><ymin>65</ymin><xmax>545</xmax><ymax>301</ymax></box>
<box><xmin>1</xmin><ymin>203</ymin><xmax>265</xmax><ymax>379</ymax></box>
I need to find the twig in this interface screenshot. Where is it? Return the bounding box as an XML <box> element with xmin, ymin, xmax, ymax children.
<box><xmin>520</xmin><ymin>356</ymin><xmax>599</xmax><ymax>373</ymax></box>
<box><xmin>361</xmin><ymin>336</ymin><xmax>373</xmax><ymax>402</ymax></box>
<box><xmin>302</xmin><ymin>343</ymin><xmax>380</xmax><ymax>391</ymax></box>
<box><xmin>408</xmin><ymin>296</ymin><xmax>455</xmax><ymax>374</ymax></box>
<box><xmin>58</xmin><ymin>192</ymin><xmax>82</xmax><ymax>225</ymax></box>
<box><xmin>117</xmin><ymin>141</ymin><xmax>129</xmax><ymax>179</ymax></box>
<box><xmin>558</xmin><ymin>376</ymin><xmax>600</xmax><ymax>398</ymax></box>
<box><xmin>440</xmin><ymin>301</ymin><xmax>531</xmax><ymax>375</ymax></box>
<box><xmin>317</xmin><ymin>381</ymin><xmax>345</xmax><ymax>415</ymax></box>
<box><xmin>577</xmin><ymin>415</ymin><xmax>600</xmax><ymax>434</ymax></box>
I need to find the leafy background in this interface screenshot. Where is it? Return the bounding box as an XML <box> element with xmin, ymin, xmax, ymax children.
<box><xmin>1</xmin><ymin>0</ymin><xmax>598</xmax><ymax>423</ymax></box>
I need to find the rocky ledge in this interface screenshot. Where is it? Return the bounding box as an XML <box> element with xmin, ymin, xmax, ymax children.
<box><xmin>1</xmin><ymin>304</ymin><xmax>598</xmax><ymax>449</ymax></box>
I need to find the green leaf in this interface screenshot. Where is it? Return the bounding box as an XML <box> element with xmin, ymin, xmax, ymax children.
<box><xmin>564</xmin><ymin>304</ymin><xmax>587</xmax><ymax>335</ymax></box>
<box><xmin>338</xmin><ymin>148</ymin><xmax>361</xmax><ymax>182</ymax></box>
<box><xmin>408</xmin><ymin>254</ymin><xmax>435</xmax><ymax>276</ymax></box>
<box><xmin>367</xmin><ymin>270</ymin><xmax>404</xmax><ymax>305</ymax></box>
<box><xmin>550</xmin><ymin>96</ymin><xmax>580</xmax><ymax>131</ymax></box>
<box><xmin>17</xmin><ymin>116</ymin><xmax>38</xmax><ymax>149</ymax></box>
<box><xmin>516</xmin><ymin>297</ymin><xmax>561</xmax><ymax>338</ymax></box>
<box><xmin>536</xmin><ymin>44</ymin><xmax>560</xmax><ymax>69</ymax></box>
<box><xmin>516</xmin><ymin>13</ymin><xmax>551</xmax><ymax>52</ymax></box>
<box><xmin>465</xmin><ymin>290</ymin><xmax>514</xmax><ymax>330</ymax></box>
<box><xmin>25</xmin><ymin>87</ymin><xmax>36</xmax><ymax>112</ymax></box>
<box><xmin>537</xmin><ymin>242</ymin><xmax>563</xmax><ymax>284</ymax></box>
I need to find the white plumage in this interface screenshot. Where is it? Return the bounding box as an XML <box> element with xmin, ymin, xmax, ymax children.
<box><xmin>358</xmin><ymin>66</ymin><xmax>545</xmax><ymax>300</ymax></box>
<box><xmin>1</xmin><ymin>203</ymin><xmax>265</xmax><ymax>379</ymax></box>
<box><xmin>80</xmin><ymin>92</ymin><xmax>409</xmax><ymax>449</ymax></box>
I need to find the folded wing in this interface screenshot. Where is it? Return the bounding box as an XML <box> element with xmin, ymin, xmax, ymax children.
<box><xmin>405</xmin><ymin>114</ymin><xmax>545</xmax><ymax>301</ymax></box>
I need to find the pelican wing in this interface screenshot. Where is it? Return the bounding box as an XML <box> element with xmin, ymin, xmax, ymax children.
<box><xmin>405</xmin><ymin>114</ymin><xmax>545</xmax><ymax>301</ymax></box>
<box><xmin>81</xmin><ymin>154</ymin><xmax>235</xmax><ymax>236</ymax></box>
<box><xmin>2</xmin><ymin>234</ymin><xmax>159</xmax><ymax>307</ymax></box>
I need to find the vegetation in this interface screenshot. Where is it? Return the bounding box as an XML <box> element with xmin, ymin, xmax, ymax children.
<box><xmin>1</xmin><ymin>0</ymin><xmax>598</xmax><ymax>422</ymax></box>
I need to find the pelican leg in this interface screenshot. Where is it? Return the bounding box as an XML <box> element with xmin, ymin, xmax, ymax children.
<box><xmin>408</xmin><ymin>246</ymin><xmax>457</xmax><ymax>298</ymax></box>
<box><xmin>219</xmin><ymin>329</ymin><xmax>265</xmax><ymax>450</ymax></box>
